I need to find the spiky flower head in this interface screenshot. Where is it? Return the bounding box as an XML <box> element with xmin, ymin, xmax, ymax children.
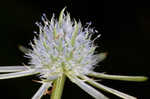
<box><xmin>27</xmin><ymin>8</ymin><xmax>100</xmax><ymax>76</ymax></box>
<box><xmin>0</xmin><ymin>8</ymin><xmax>147</xmax><ymax>99</ymax></box>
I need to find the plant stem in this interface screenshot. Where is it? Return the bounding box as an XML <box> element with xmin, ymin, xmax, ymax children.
<box><xmin>50</xmin><ymin>73</ymin><xmax>66</xmax><ymax>99</ymax></box>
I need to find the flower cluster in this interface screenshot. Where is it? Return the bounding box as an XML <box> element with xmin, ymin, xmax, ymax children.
<box><xmin>0</xmin><ymin>8</ymin><xmax>147</xmax><ymax>99</ymax></box>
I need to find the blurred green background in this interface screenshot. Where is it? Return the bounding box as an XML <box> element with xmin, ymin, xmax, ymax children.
<box><xmin>0</xmin><ymin>0</ymin><xmax>149</xmax><ymax>99</ymax></box>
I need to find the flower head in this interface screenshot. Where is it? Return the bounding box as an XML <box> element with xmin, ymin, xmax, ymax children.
<box><xmin>27</xmin><ymin>8</ymin><xmax>99</xmax><ymax>76</ymax></box>
<box><xmin>0</xmin><ymin>8</ymin><xmax>148</xmax><ymax>99</ymax></box>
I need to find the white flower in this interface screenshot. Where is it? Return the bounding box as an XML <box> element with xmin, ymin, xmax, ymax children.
<box><xmin>0</xmin><ymin>8</ymin><xmax>147</xmax><ymax>99</ymax></box>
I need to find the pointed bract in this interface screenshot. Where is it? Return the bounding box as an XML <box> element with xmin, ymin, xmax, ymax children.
<box><xmin>0</xmin><ymin>66</ymin><xmax>28</xmax><ymax>72</ymax></box>
<box><xmin>32</xmin><ymin>83</ymin><xmax>52</xmax><ymax>99</ymax></box>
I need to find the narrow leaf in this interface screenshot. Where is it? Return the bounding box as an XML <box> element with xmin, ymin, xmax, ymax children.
<box><xmin>0</xmin><ymin>66</ymin><xmax>28</xmax><ymax>72</ymax></box>
<box><xmin>88</xmin><ymin>72</ymin><xmax>148</xmax><ymax>82</ymax></box>
<box><xmin>67</xmin><ymin>74</ymin><xmax>108</xmax><ymax>99</ymax></box>
<box><xmin>0</xmin><ymin>69</ymin><xmax>39</xmax><ymax>79</ymax></box>
<box><xmin>32</xmin><ymin>83</ymin><xmax>52</xmax><ymax>99</ymax></box>
<box><xmin>80</xmin><ymin>75</ymin><xmax>137</xmax><ymax>99</ymax></box>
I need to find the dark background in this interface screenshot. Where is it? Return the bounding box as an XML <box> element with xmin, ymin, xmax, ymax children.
<box><xmin>0</xmin><ymin>0</ymin><xmax>149</xmax><ymax>99</ymax></box>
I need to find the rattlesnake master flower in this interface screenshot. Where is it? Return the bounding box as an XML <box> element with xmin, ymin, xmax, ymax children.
<box><xmin>0</xmin><ymin>8</ymin><xmax>148</xmax><ymax>99</ymax></box>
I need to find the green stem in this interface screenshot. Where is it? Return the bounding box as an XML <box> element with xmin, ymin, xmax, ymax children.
<box><xmin>50</xmin><ymin>73</ymin><xmax>66</xmax><ymax>99</ymax></box>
